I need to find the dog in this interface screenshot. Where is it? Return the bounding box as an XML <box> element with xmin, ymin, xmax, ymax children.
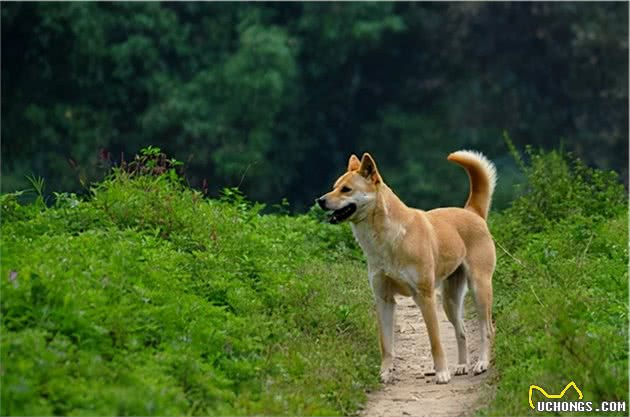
<box><xmin>317</xmin><ymin>151</ymin><xmax>496</xmax><ymax>384</ymax></box>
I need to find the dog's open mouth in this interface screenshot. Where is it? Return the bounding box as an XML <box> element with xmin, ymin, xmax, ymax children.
<box><xmin>328</xmin><ymin>203</ymin><xmax>357</xmax><ymax>224</ymax></box>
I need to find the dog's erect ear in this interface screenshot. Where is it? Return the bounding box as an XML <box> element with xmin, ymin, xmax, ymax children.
<box><xmin>347</xmin><ymin>154</ymin><xmax>360</xmax><ymax>172</ymax></box>
<box><xmin>359</xmin><ymin>153</ymin><xmax>381</xmax><ymax>184</ymax></box>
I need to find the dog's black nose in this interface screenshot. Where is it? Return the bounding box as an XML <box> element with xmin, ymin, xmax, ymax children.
<box><xmin>316</xmin><ymin>197</ymin><xmax>327</xmax><ymax>209</ymax></box>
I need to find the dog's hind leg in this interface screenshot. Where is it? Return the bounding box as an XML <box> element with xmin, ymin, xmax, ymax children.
<box><xmin>442</xmin><ymin>266</ymin><xmax>468</xmax><ymax>375</ymax></box>
<box><xmin>467</xmin><ymin>254</ymin><xmax>495</xmax><ymax>375</ymax></box>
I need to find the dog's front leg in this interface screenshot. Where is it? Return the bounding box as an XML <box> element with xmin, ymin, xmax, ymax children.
<box><xmin>415</xmin><ymin>283</ymin><xmax>451</xmax><ymax>384</ymax></box>
<box><xmin>371</xmin><ymin>272</ymin><xmax>396</xmax><ymax>384</ymax></box>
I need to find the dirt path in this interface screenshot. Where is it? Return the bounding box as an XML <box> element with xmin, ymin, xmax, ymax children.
<box><xmin>360</xmin><ymin>295</ymin><xmax>492</xmax><ymax>417</ymax></box>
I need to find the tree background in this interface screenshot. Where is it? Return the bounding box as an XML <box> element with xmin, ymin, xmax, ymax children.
<box><xmin>2</xmin><ymin>2</ymin><xmax>627</xmax><ymax>211</ymax></box>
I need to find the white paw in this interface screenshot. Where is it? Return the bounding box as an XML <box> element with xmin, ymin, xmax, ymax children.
<box><xmin>454</xmin><ymin>364</ymin><xmax>468</xmax><ymax>375</ymax></box>
<box><xmin>472</xmin><ymin>360</ymin><xmax>489</xmax><ymax>375</ymax></box>
<box><xmin>435</xmin><ymin>369</ymin><xmax>451</xmax><ymax>384</ymax></box>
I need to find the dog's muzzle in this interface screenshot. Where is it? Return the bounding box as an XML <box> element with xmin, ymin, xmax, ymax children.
<box><xmin>328</xmin><ymin>203</ymin><xmax>357</xmax><ymax>224</ymax></box>
<box><xmin>316</xmin><ymin>197</ymin><xmax>357</xmax><ymax>224</ymax></box>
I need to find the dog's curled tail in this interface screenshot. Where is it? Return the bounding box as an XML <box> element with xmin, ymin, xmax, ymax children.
<box><xmin>447</xmin><ymin>150</ymin><xmax>497</xmax><ymax>220</ymax></box>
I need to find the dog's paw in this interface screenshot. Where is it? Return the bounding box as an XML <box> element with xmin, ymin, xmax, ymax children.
<box><xmin>379</xmin><ymin>367</ymin><xmax>396</xmax><ymax>384</ymax></box>
<box><xmin>435</xmin><ymin>369</ymin><xmax>451</xmax><ymax>384</ymax></box>
<box><xmin>454</xmin><ymin>364</ymin><xmax>468</xmax><ymax>376</ymax></box>
<box><xmin>472</xmin><ymin>360</ymin><xmax>489</xmax><ymax>375</ymax></box>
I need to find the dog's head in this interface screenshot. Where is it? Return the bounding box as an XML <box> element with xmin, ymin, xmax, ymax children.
<box><xmin>317</xmin><ymin>153</ymin><xmax>382</xmax><ymax>224</ymax></box>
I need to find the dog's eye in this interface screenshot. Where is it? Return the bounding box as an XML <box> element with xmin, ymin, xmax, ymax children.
<box><xmin>341</xmin><ymin>186</ymin><xmax>352</xmax><ymax>193</ymax></box>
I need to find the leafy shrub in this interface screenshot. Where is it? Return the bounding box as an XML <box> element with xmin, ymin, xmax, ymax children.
<box><xmin>1</xmin><ymin>162</ymin><xmax>377</xmax><ymax>416</ymax></box>
<box><xmin>485</xmin><ymin>148</ymin><xmax>628</xmax><ymax>416</ymax></box>
<box><xmin>498</xmin><ymin>145</ymin><xmax>626</xmax><ymax>245</ymax></box>
<box><xmin>3</xmin><ymin>146</ymin><xmax>626</xmax><ymax>416</ymax></box>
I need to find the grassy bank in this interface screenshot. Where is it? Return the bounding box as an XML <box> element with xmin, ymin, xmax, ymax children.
<box><xmin>1</xmin><ymin>163</ymin><xmax>378</xmax><ymax>415</ymax></box>
<box><xmin>2</xmin><ymin>147</ymin><xmax>627</xmax><ymax>416</ymax></box>
<box><xmin>486</xmin><ymin>149</ymin><xmax>628</xmax><ymax>416</ymax></box>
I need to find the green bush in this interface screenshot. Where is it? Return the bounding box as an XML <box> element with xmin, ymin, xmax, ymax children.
<box><xmin>486</xmin><ymin>148</ymin><xmax>628</xmax><ymax>416</ymax></box>
<box><xmin>2</xmin><ymin>146</ymin><xmax>627</xmax><ymax>416</ymax></box>
<box><xmin>1</xmin><ymin>167</ymin><xmax>379</xmax><ymax>415</ymax></box>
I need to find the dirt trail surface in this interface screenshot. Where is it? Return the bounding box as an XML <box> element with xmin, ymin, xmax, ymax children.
<box><xmin>360</xmin><ymin>295</ymin><xmax>492</xmax><ymax>417</ymax></box>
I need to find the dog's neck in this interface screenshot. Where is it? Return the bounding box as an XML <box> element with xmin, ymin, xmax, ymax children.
<box><xmin>351</xmin><ymin>183</ymin><xmax>409</xmax><ymax>243</ymax></box>
<box><xmin>371</xmin><ymin>183</ymin><xmax>408</xmax><ymax>224</ymax></box>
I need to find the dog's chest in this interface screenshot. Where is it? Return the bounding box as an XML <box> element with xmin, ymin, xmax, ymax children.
<box><xmin>351</xmin><ymin>222</ymin><xmax>409</xmax><ymax>280</ymax></box>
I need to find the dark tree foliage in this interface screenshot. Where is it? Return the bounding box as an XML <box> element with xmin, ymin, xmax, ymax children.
<box><xmin>2</xmin><ymin>2</ymin><xmax>627</xmax><ymax>210</ymax></box>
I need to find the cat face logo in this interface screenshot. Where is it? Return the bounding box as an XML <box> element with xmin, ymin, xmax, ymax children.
<box><xmin>529</xmin><ymin>381</ymin><xmax>583</xmax><ymax>409</ymax></box>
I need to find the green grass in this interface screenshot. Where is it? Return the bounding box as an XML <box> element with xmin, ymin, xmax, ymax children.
<box><xmin>2</xmin><ymin>147</ymin><xmax>627</xmax><ymax>416</ymax></box>
<box><xmin>1</xmin><ymin>169</ymin><xmax>379</xmax><ymax>416</ymax></box>
<box><xmin>484</xmin><ymin>148</ymin><xmax>628</xmax><ymax>416</ymax></box>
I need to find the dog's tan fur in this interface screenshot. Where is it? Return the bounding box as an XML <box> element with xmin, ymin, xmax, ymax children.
<box><xmin>318</xmin><ymin>151</ymin><xmax>497</xmax><ymax>384</ymax></box>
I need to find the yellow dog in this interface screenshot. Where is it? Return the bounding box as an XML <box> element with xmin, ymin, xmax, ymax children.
<box><xmin>317</xmin><ymin>151</ymin><xmax>496</xmax><ymax>384</ymax></box>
